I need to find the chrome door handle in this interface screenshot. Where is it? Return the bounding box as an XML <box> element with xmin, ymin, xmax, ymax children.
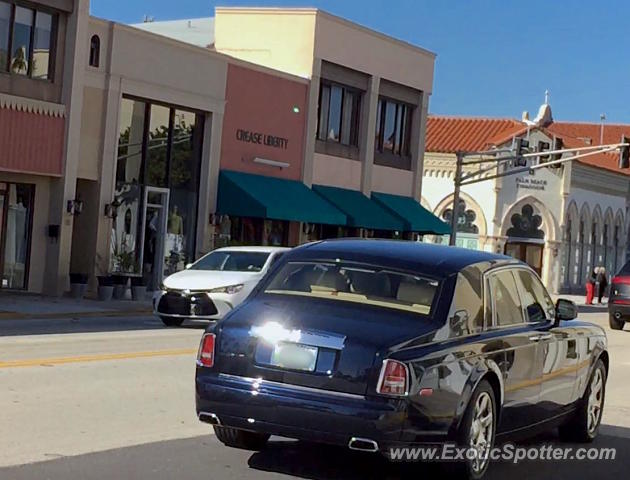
<box><xmin>529</xmin><ymin>333</ymin><xmax>553</xmax><ymax>342</ymax></box>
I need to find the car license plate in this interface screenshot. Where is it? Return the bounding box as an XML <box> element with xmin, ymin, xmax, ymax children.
<box><xmin>270</xmin><ymin>343</ymin><xmax>318</xmax><ymax>372</ymax></box>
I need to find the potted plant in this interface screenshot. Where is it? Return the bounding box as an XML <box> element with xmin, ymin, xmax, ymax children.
<box><xmin>69</xmin><ymin>273</ymin><xmax>89</xmax><ymax>299</ymax></box>
<box><xmin>131</xmin><ymin>276</ymin><xmax>147</xmax><ymax>301</ymax></box>
<box><xmin>112</xmin><ymin>250</ymin><xmax>136</xmax><ymax>300</ymax></box>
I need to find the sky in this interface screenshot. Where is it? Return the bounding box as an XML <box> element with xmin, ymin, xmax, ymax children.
<box><xmin>90</xmin><ymin>0</ymin><xmax>630</xmax><ymax>123</ymax></box>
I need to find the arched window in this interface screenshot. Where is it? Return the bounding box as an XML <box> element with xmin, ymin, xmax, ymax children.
<box><xmin>564</xmin><ymin>219</ymin><xmax>572</xmax><ymax>286</ymax></box>
<box><xmin>89</xmin><ymin>35</ymin><xmax>100</xmax><ymax>67</ymax></box>
<box><xmin>578</xmin><ymin>220</ymin><xmax>585</xmax><ymax>284</ymax></box>
<box><xmin>506</xmin><ymin>204</ymin><xmax>545</xmax><ymax>239</ymax></box>
<box><xmin>439</xmin><ymin>198</ymin><xmax>480</xmax><ymax>250</ymax></box>
<box><xmin>441</xmin><ymin>199</ymin><xmax>479</xmax><ymax>234</ymax></box>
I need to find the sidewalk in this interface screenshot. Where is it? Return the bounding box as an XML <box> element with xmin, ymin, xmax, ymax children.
<box><xmin>0</xmin><ymin>292</ymin><xmax>153</xmax><ymax>319</ymax></box>
<box><xmin>552</xmin><ymin>293</ymin><xmax>609</xmax><ymax>312</ymax></box>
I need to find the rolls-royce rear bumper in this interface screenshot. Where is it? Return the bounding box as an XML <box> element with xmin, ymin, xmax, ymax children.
<box><xmin>195</xmin><ymin>371</ymin><xmax>446</xmax><ymax>451</ymax></box>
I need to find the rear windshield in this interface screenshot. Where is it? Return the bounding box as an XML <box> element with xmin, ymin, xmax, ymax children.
<box><xmin>191</xmin><ymin>251</ymin><xmax>270</xmax><ymax>272</ymax></box>
<box><xmin>264</xmin><ymin>261</ymin><xmax>439</xmax><ymax>315</ymax></box>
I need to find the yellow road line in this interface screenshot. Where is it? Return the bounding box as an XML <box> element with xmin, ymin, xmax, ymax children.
<box><xmin>0</xmin><ymin>348</ymin><xmax>197</xmax><ymax>369</ymax></box>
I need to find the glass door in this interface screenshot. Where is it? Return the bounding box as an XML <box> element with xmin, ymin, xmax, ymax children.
<box><xmin>0</xmin><ymin>185</ymin><xmax>6</xmax><ymax>286</ymax></box>
<box><xmin>1</xmin><ymin>183</ymin><xmax>34</xmax><ymax>290</ymax></box>
<box><xmin>139</xmin><ymin>187</ymin><xmax>170</xmax><ymax>291</ymax></box>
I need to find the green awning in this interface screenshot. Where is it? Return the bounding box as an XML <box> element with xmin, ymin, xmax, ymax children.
<box><xmin>372</xmin><ymin>191</ymin><xmax>451</xmax><ymax>235</ymax></box>
<box><xmin>312</xmin><ymin>185</ymin><xmax>405</xmax><ymax>231</ymax></box>
<box><xmin>217</xmin><ymin>170</ymin><xmax>347</xmax><ymax>225</ymax></box>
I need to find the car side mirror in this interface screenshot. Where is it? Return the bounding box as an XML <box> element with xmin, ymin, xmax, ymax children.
<box><xmin>555</xmin><ymin>299</ymin><xmax>577</xmax><ymax>323</ymax></box>
<box><xmin>185</xmin><ymin>263</ymin><xmax>193</xmax><ymax>269</ymax></box>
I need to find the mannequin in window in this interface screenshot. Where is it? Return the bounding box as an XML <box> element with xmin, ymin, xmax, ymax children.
<box><xmin>219</xmin><ymin>215</ymin><xmax>231</xmax><ymax>239</ymax></box>
<box><xmin>166</xmin><ymin>206</ymin><xmax>184</xmax><ymax>272</ymax></box>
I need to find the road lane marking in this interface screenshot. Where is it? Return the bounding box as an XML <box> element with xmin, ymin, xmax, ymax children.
<box><xmin>0</xmin><ymin>348</ymin><xmax>197</xmax><ymax>368</ymax></box>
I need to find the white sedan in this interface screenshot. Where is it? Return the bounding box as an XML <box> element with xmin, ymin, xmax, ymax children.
<box><xmin>154</xmin><ymin>246</ymin><xmax>290</xmax><ymax>326</ymax></box>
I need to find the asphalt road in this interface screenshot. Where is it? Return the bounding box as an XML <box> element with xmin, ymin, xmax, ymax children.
<box><xmin>1</xmin><ymin>309</ymin><xmax>629</xmax><ymax>479</ymax></box>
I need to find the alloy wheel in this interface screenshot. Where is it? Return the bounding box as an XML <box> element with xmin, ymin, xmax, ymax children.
<box><xmin>469</xmin><ymin>391</ymin><xmax>493</xmax><ymax>474</ymax></box>
<box><xmin>587</xmin><ymin>368</ymin><xmax>604</xmax><ymax>435</ymax></box>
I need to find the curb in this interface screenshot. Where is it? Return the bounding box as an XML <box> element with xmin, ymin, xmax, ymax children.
<box><xmin>0</xmin><ymin>309</ymin><xmax>153</xmax><ymax>320</ymax></box>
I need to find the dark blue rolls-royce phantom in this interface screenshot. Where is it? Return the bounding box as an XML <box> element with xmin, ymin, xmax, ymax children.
<box><xmin>195</xmin><ymin>239</ymin><xmax>608</xmax><ymax>479</ymax></box>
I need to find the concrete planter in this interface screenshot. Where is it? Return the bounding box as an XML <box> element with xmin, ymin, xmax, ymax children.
<box><xmin>98</xmin><ymin>285</ymin><xmax>114</xmax><ymax>301</ymax></box>
<box><xmin>112</xmin><ymin>275</ymin><xmax>129</xmax><ymax>300</ymax></box>
<box><xmin>70</xmin><ymin>283</ymin><xmax>88</xmax><ymax>299</ymax></box>
<box><xmin>131</xmin><ymin>285</ymin><xmax>147</xmax><ymax>301</ymax></box>
<box><xmin>112</xmin><ymin>284</ymin><xmax>128</xmax><ymax>300</ymax></box>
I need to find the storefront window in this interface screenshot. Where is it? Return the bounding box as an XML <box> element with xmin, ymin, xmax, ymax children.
<box><xmin>113</xmin><ymin>97</ymin><xmax>204</xmax><ymax>281</ymax></box>
<box><xmin>263</xmin><ymin>220</ymin><xmax>288</xmax><ymax>246</ymax></box>
<box><xmin>317</xmin><ymin>81</ymin><xmax>361</xmax><ymax>146</ymax></box>
<box><xmin>117</xmin><ymin>98</ymin><xmax>146</xmax><ymax>184</ymax></box>
<box><xmin>11</xmin><ymin>6</ymin><xmax>33</xmax><ymax>75</ymax></box>
<box><xmin>0</xmin><ymin>2</ymin><xmax>10</xmax><ymax>71</ymax></box>
<box><xmin>375</xmin><ymin>98</ymin><xmax>412</xmax><ymax>157</ymax></box>
<box><xmin>0</xmin><ymin>3</ymin><xmax>55</xmax><ymax>78</ymax></box>
<box><xmin>302</xmin><ymin>223</ymin><xmax>344</xmax><ymax>243</ymax></box>
<box><xmin>165</xmin><ymin>110</ymin><xmax>204</xmax><ymax>276</ymax></box>
<box><xmin>215</xmin><ymin>217</ymin><xmax>290</xmax><ymax>247</ymax></box>
<box><xmin>0</xmin><ymin>183</ymin><xmax>35</xmax><ymax>289</ymax></box>
<box><xmin>32</xmin><ymin>11</ymin><xmax>52</xmax><ymax>80</ymax></box>
<box><xmin>146</xmin><ymin>104</ymin><xmax>170</xmax><ymax>187</ymax></box>
<box><xmin>110</xmin><ymin>182</ymin><xmax>141</xmax><ymax>274</ymax></box>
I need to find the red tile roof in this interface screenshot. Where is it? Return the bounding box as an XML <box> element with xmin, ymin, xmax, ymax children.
<box><xmin>426</xmin><ymin>116</ymin><xmax>523</xmax><ymax>153</ymax></box>
<box><xmin>426</xmin><ymin>115</ymin><xmax>630</xmax><ymax>176</ymax></box>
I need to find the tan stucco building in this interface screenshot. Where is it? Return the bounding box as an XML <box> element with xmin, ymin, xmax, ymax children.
<box><xmin>1</xmin><ymin>3</ymin><xmax>441</xmax><ymax>295</ymax></box>
<box><xmin>0</xmin><ymin>0</ymin><xmax>88</xmax><ymax>294</ymax></box>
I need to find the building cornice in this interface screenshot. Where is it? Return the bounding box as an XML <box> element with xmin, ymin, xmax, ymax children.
<box><xmin>571</xmin><ymin>163</ymin><xmax>628</xmax><ymax>197</ymax></box>
<box><xmin>0</xmin><ymin>93</ymin><xmax>66</xmax><ymax>118</ymax></box>
<box><xmin>214</xmin><ymin>7</ymin><xmax>436</xmax><ymax>59</ymax></box>
<box><xmin>423</xmin><ymin>151</ymin><xmax>498</xmax><ymax>180</ymax></box>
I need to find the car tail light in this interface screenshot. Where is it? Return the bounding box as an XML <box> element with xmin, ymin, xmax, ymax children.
<box><xmin>612</xmin><ymin>275</ymin><xmax>630</xmax><ymax>285</ymax></box>
<box><xmin>376</xmin><ymin>359</ymin><xmax>409</xmax><ymax>396</ymax></box>
<box><xmin>197</xmin><ymin>333</ymin><xmax>216</xmax><ymax>367</ymax></box>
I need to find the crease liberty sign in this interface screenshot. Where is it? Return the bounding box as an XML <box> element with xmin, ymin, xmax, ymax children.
<box><xmin>236</xmin><ymin>129</ymin><xmax>289</xmax><ymax>149</ymax></box>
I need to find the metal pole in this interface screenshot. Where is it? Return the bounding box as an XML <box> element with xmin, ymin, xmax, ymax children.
<box><xmin>449</xmin><ymin>152</ymin><xmax>463</xmax><ymax>246</ymax></box>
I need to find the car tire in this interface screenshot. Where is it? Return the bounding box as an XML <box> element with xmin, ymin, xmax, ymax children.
<box><xmin>609</xmin><ymin>314</ymin><xmax>624</xmax><ymax>330</ymax></box>
<box><xmin>558</xmin><ymin>359</ymin><xmax>606</xmax><ymax>443</ymax></box>
<box><xmin>446</xmin><ymin>380</ymin><xmax>496</xmax><ymax>480</ymax></box>
<box><xmin>160</xmin><ymin>316</ymin><xmax>184</xmax><ymax>327</ymax></box>
<box><xmin>213</xmin><ymin>426</ymin><xmax>269</xmax><ymax>451</ymax></box>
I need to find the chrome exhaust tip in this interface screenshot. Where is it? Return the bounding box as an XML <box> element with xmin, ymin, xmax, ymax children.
<box><xmin>348</xmin><ymin>437</ymin><xmax>379</xmax><ymax>452</ymax></box>
<box><xmin>198</xmin><ymin>412</ymin><xmax>221</xmax><ymax>425</ymax></box>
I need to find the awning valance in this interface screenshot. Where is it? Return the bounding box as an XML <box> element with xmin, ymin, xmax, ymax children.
<box><xmin>312</xmin><ymin>185</ymin><xmax>405</xmax><ymax>231</ymax></box>
<box><xmin>217</xmin><ymin>170</ymin><xmax>347</xmax><ymax>225</ymax></box>
<box><xmin>371</xmin><ymin>191</ymin><xmax>451</xmax><ymax>235</ymax></box>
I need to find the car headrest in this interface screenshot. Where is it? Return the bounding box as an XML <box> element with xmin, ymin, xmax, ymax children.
<box><xmin>396</xmin><ymin>280</ymin><xmax>434</xmax><ymax>306</ymax></box>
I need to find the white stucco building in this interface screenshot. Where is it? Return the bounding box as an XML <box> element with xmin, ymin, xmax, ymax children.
<box><xmin>423</xmin><ymin>101</ymin><xmax>630</xmax><ymax>294</ymax></box>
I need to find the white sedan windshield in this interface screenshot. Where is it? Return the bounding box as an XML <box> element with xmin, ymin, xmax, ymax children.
<box><xmin>191</xmin><ymin>251</ymin><xmax>270</xmax><ymax>272</ymax></box>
